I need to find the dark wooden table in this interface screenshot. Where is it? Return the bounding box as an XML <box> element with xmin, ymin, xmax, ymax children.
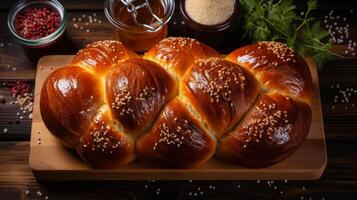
<box><xmin>1</xmin><ymin>0</ymin><xmax>357</xmax><ymax>199</ymax></box>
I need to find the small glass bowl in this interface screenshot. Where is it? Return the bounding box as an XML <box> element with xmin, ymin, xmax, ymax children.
<box><xmin>180</xmin><ymin>0</ymin><xmax>239</xmax><ymax>47</ymax></box>
<box><xmin>104</xmin><ymin>0</ymin><xmax>175</xmax><ymax>52</ymax></box>
<box><xmin>7</xmin><ymin>0</ymin><xmax>67</xmax><ymax>49</ymax></box>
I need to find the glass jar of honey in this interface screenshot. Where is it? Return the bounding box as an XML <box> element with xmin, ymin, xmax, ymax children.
<box><xmin>104</xmin><ymin>0</ymin><xmax>175</xmax><ymax>52</ymax></box>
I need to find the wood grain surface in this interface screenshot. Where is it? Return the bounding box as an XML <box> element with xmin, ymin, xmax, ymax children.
<box><xmin>0</xmin><ymin>0</ymin><xmax>357</xmax><ymax>199</ymax></box>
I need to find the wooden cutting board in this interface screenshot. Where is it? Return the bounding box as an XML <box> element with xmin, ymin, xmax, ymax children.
<box><xmin>29</xmin><ymin>55</ymin><xmax>327</xmax><ymax>181</ymax></box>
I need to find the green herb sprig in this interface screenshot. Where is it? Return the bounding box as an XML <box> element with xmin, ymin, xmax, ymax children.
<box><xmin>240</xmin><ymin>0</ymin><xmax>340</xmax><ymax>68</ymax></box>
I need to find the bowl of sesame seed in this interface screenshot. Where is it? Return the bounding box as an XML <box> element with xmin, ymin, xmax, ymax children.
<box><xmin>180</xmin><ymin>0</ymin><xmax>239</xmax><ymax>47</ymax></box>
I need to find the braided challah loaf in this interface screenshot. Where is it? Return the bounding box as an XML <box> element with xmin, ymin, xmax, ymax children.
<box><xmin>40</xmin><ymin>37</ymin><xmax>312</xmax><ymax>169</ymax></box>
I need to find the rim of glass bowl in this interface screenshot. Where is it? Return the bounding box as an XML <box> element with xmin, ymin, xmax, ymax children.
<box><xmin>7</xmin><ymin>0</ymin><xmax>67</xmax><ymax>46</ymax></box>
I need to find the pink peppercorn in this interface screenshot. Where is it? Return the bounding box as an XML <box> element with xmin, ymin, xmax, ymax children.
<box><xmin>9</xmin><ymin>81</ymin><xmax>32</xmax><ymax>97</ymax></box>
<box><xmin>15</xmin><ymin>6</ymin><xmax>61</xmax><ymax>40</ymax></box>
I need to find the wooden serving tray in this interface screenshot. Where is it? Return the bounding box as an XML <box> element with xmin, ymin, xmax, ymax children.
<box><xmin>29</xmin><ymin>55</ymin><xmax>327</xmax><ymax>181</ymax></box>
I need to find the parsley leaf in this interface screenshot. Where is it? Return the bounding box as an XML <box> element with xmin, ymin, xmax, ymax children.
<box><xmin>240</xmin><ymin>0</ymin><xmax>338</xmax><ymax>69</ymax></box>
